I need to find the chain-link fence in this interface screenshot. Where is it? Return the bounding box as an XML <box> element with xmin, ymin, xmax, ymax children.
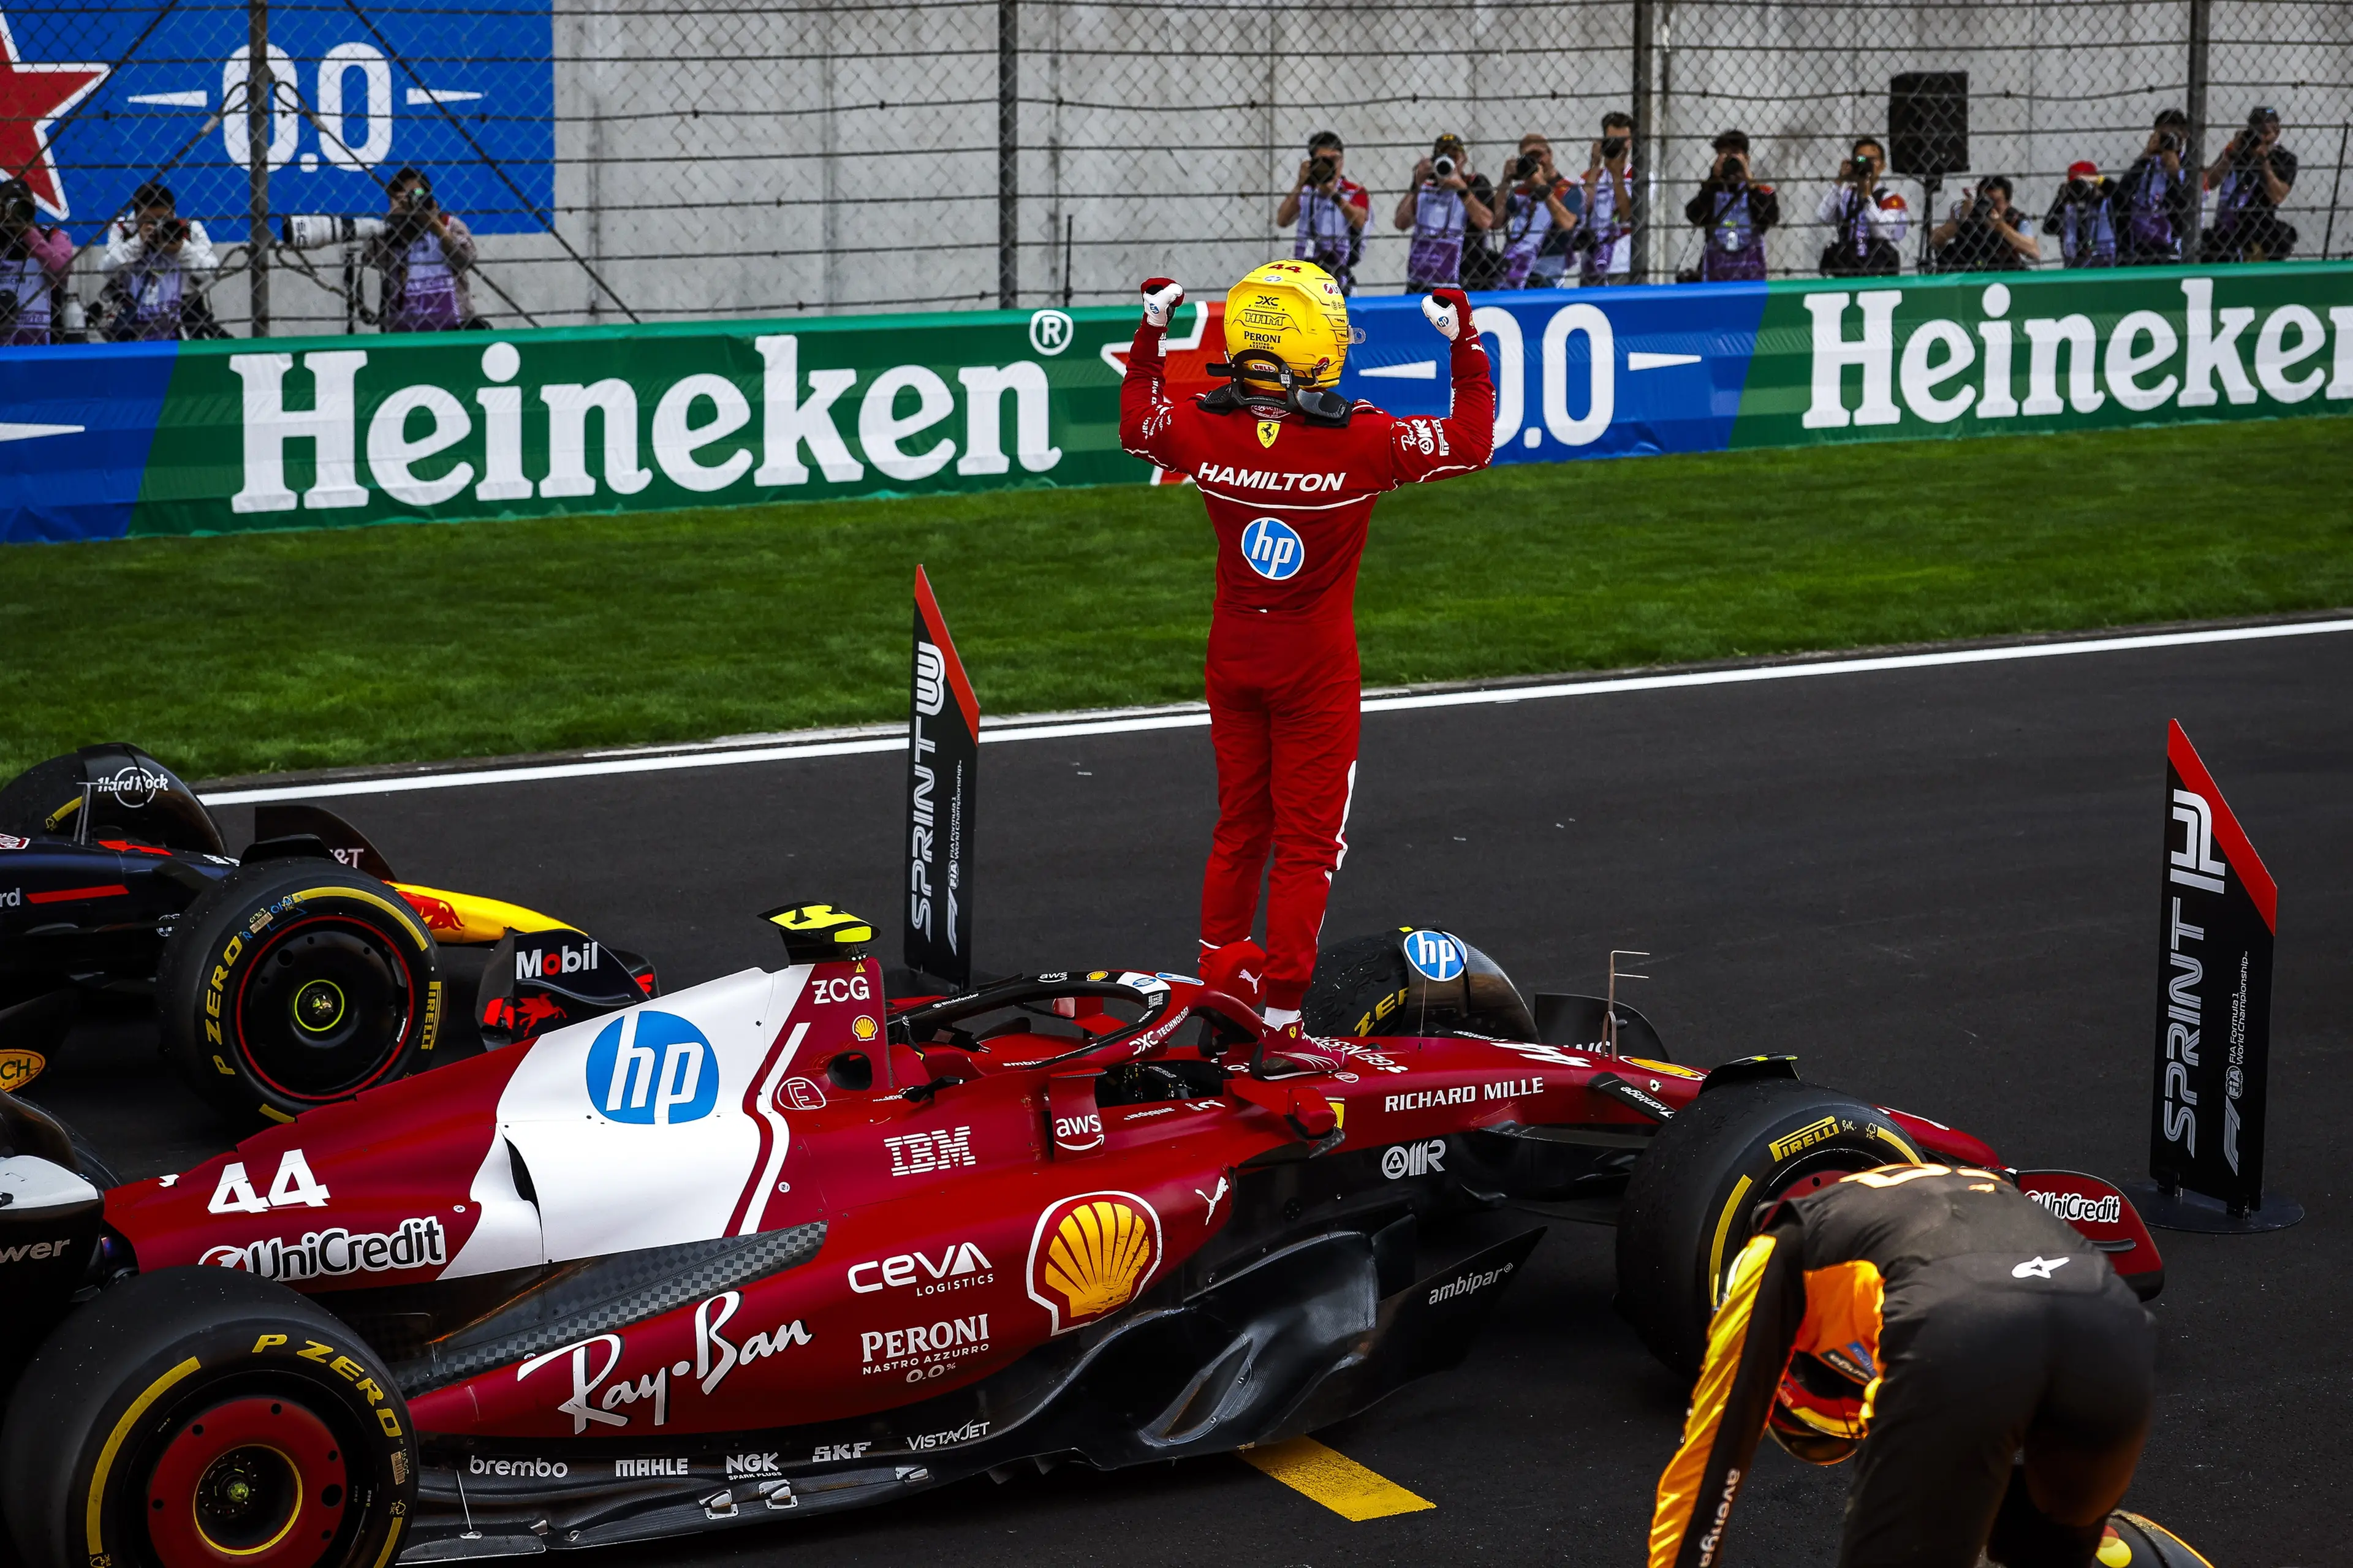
<box><xmin>7</xmin><ymin>0</ymin><xmax>2350</xmax><ymax>338</ymax></box>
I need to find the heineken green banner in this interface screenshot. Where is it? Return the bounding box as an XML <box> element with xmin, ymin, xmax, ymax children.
<box><xmin>6</xmin><ymin>262</ymin><xmax>2349</xmax><ymax>543</ymax></box>
<box><xmin>1729</xmin><ymin>266</ymin><xmax>2353</xmax><ymax>447</ymax></box>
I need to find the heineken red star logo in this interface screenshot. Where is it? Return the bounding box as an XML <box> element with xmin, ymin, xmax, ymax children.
<box><xmin>0</xmin><ymin>10</ymin><xmax>108</xmax><ymax>218</ymax></box>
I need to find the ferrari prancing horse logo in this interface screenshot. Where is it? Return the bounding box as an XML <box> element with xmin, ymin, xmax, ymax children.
<box><xmin>1257</xmin><ymin>419</ymin><xmax>1281</xmax><ymax>448</ymax></box>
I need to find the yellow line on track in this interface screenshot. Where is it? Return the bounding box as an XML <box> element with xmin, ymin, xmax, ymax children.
<box><xmin>1238</xmin><ymin>1436</ymin><xmax>1436</xmax><ymax>1521</ymax></box>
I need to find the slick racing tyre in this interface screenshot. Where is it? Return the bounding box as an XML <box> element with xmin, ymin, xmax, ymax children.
<box><xmin>158</xmin><ymin>860</ymin><xmax>442</xmax><ymax>1127</ymax></box>
<box><xmin>1614</xmin><ymin>1077</ymin><xmax>1925</xmax><ymax>1377</ymax></box>
<box><xmin>0</xmin><ymin>1268</ymin><xmax>415</xmax><ymax>1568</ymax></box>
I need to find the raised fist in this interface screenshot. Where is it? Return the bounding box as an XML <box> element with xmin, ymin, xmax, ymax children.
<box><xmin>1422</xmin><ymin>287</ymin><xmax>1472</xmax><ymax>342</ymax></box>
<box><xmin>1141</xmin><ymin>278</ymin><xmax>1184</xmax><ymax>328</ymax></box>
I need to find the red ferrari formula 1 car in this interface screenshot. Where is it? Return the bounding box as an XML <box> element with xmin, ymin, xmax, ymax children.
<box><xmin>0</xmin><ymin>913</ymin><xmax>2162</xmax><ymax>1567</ymax></box>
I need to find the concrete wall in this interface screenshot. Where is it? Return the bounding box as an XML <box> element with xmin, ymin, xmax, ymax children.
<box><xmin>104</xmin><ymin>0</ymin><xmax>2353</xmax><ymax>333</ymax></box>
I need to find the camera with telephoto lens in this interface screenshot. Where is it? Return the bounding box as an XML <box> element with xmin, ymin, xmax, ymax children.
<box><xmin>280</xmin><ymin>213</ymin><xmax>388</xmax><ymax>249</ymax></box>
<box><xmin>2157</xmin><ymin>131</ymin><xmax>2182</xmax><ymax>154</ymax></box>
<box><xmin>1308</xmin><ymin>155</ymin><xmax>1336</xmax><ymax>187</ymax></box>
<box><xmin>1</xmin><ymin>191</ymin><xmax>32</xmax><ymax>228</ymax></box>
<box><xmin>1432</xmin><ymin>153</ymin><xmax>1458</xmax><ymax>179</ymax></box>
<box><xmin>1512</xmin><ymin>152</ymin><xmax>1544</xmax><ymax>181</ymax></box>
<box><xmin>1601</xmin><ymin>135</ymin><xmax>1628</xmax><ymax>159</ymax></box>
<box><xmin>1847</xmin><ymin>155</ymin><xmax>1874</xmax><ymax>181</ymax></box>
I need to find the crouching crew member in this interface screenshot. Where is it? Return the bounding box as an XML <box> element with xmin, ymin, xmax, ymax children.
<box><xmin>1117</xmin><ymin>262</ymin><xmax>1493</xmax><ymax>1028</ymax></box>
<box><xmin>1650</xmin><ymin>1164</ymin><xmax>2158</xmax><ymax>1568</ymax></box>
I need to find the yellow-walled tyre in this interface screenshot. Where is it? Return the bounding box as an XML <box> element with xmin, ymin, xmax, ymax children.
<box><xmin>0</xmin><ymin>1268</ymin><xmax>414</xmax><ymax>1568</ymax></box>
<box><xmin>157</xmin><ymin>860</ymin><xmax>442</xmax><ymax>1128</ymax></box>
<box><xmin>1614</xmin><ymin>1077</ymin><xmax>1925</xmax><ymax>1377</ymax></box>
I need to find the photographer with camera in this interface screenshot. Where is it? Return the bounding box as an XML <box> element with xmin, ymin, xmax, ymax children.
<box><xmin>0</xmin><ymin>178</ymin><xmax>72</xmax><ymax>345</ymax></box>
<box><xmin>1814</xmin><ymin>137</ymin><xmax>1908</xmax><ymax>276</ymax></box>
<box><xmin>1495</xmin><ymin>135</ymin><xmax>1578</xmax><ymax>288</ymax></box>
<box><xmin>1683</xmin><ymin>129</ymin><xmax>1778</xmax><ymax>281</ymax></box>
<box><xmin>1395</xmin><ymin>134</ymin><xmax>1494</xmax><ymax>291</ymax></box>
<box><xmin>2112</xmin><ymin>109</ymin><xmax>2195</xmax><ymax>264</ymax></box>
<box><xmin>99</xmin><ymin>183</ymin><xmax>220</xmax><ymax>340</ymax></box>
<box><xmin>1578</xmin><ymin>112</ymin><xmax>1637</xmax><ymax>284</ymax></box>
<box><xmin>1277</xmin><ymin>131</ymin><xmax>1370</xmax><ymax>294</ymax></box>
<box><xmin>363</xmin><ymin>167</ymin><xmax>480</xmax><ymax>332</ymax></box>
<box><xmin>2203</xmin><ymin>106</ymin><xmax>2298</xmax><ymax>262</ymax></box>
<box><xmin>1931</xmin><ymin>175</ymin><xmax>2039</xmax><ymax>271</ymax></box>
<box><xmin>2044</xmin><ymin>160</ymin><xmax>2118</xmax><ymax>268</ymax></box>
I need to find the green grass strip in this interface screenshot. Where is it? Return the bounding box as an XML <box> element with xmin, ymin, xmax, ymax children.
<box><xmin>5</xmin><ymin>415</ymin><xmax>2349</xmax><ymax>783</ymax></box>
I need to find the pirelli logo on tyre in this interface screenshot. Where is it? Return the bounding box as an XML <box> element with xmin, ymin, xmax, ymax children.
<box><xmin>420</xmin><ymin>980</ymin><xmax>443</xmax><ymax>1054</ymax></box>
<box><xmin>202</xmin><ymin>931</ymin><xmax>248</xmax><ymax>1048</ymax></box>
<box><xmin>1769</xmin><ymin>1116</ymin><xmax>1843</xmax><ymax>1162</ymax></box>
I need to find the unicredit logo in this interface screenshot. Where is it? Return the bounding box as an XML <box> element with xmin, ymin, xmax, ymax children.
<box><xmin>586</xmin><ymin>1010</ymin><xmax>719</xmax><ymax>1125</ymax></box>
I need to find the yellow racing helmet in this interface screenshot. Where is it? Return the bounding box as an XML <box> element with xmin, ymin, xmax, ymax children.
<box><xmin>1222</xmin><ymin>260</ymin><xmax>1358</xmax><ymax>392</ymax></box>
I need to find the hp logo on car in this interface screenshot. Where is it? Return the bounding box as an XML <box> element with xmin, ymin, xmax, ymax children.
<box><xmin>1240</xmin><ymin>517</ymin><xmax>1305</xmax><ymax>581</ymax></box>
<box><xmin>586</xmin><ymin>1010</ymin><xmax>719</xmax><ymax>1125</ymax></box>
<box><xmin>1403</xmin><ymin>930</ymin><xmax>1464</xmax><ymax>983</ymax></box>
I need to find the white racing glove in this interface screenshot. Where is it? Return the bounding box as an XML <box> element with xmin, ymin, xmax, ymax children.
<box><xmin>1141</xmin><ymin>277</ymin><xmax>1184</xmax><ymax>329</ymax></box>
<box><xmin>1420</xmin><ymin>287</ymin><xmax>1471</xmax><ymax>342</ymax></box>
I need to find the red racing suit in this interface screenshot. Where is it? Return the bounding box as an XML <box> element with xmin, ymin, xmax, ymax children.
<box><xmin>1118</xmin><ymin>313</ymin><xmax>1494</xmax><ymax>1011</ymax></box>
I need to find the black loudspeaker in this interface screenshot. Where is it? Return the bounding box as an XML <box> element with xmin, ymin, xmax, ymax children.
<box><xmin>1888</xmin><ymin>72</ymin><xmax>1969</xmax><ymax>177</ymax></box>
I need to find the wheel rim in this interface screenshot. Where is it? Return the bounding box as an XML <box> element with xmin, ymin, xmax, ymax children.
<box><xmin>234</xmin><ymin>916</ymin><xmax>415</xmax><ymax>1102</ymax></box>
<box><xmin>1710</xmin><ymin>1145</ymin><xmax>1899</xmax><ymax>1306</ymax></box>
<box><xmin>145</xmin><ymin>1396</ymin><xmax>349</xmax><ymax>1568</ymax></box>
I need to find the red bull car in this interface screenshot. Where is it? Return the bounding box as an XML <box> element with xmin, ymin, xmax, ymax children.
<box><xmin>0</xmin><ymin>911</ymin><xmax>2162</xmax><ymax>1567</ymax></box>
<box><xmin>0</xmin><ymin>744</ymin><xmax>659</xmax><ymax>1126</ymax></box>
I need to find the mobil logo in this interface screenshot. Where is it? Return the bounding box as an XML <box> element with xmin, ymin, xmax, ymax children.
<box><xmin>1403</xmin><ymin>930</ymin><xmax>1464</xmax><ymax>982</ymax></box>
<box><xmin>1240</xmin><ymin>517</ymin><xmax>1305</xmax><ymax>581</ymax></box>
<box><xmin>519</xmin><ymin>937</ymin><xmax>600</xmax><ymax>980</ymax></box>
<box><xmin>585</xmin><ymin>1009</ymin><xmax>719</xmax><ymax>1125</ymax></box>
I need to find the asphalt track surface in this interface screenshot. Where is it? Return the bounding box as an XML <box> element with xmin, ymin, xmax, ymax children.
<box><xmin>25</xmin><ymin>627</ymin><xmax>2352</xmax><ymax>1568</ymax></box>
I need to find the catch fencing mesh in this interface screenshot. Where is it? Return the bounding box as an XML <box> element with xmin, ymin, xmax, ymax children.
<box><xmin>7</xmin><ymin>0</ymin><xmax>2351</xmax><ymax>335</ymax></box>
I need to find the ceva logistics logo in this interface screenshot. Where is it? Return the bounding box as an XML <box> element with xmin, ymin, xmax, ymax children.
<box><xmin>586</xmin><ymin>1010</ymin><xmax>719</xmax><ymax>1125</ymax></box>
<box><xmin>1240</xmin><ymin>517</ymin><xmax>1305</xmax><ymax>580</ymax></box>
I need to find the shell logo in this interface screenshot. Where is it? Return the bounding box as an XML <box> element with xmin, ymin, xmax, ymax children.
<box><xmin>1025</xmin><ymin>1191</ymin><xmax>1162</xmax><ymax>1335</ymax></box>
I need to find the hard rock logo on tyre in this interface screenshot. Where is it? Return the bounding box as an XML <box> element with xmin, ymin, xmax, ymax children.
<box><xmin>1025</xmin><ymin>1191</ymin><xmax>1161</xmax><ymax>1335</ymax></box>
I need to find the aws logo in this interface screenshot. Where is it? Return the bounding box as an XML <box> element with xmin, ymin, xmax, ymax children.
<box><xmin>1026</xmin><ymin>1191</ymin><xmax>1161</xmax><ymax>1335</ymax></box>
<box><xmin>586</xmin><ymin>1010</ymin><xmax>718</xmax><ymax>1126</ymax></box>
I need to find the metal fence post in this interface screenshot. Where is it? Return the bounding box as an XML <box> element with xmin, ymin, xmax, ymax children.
<box><xmin>246</xmin><ymin>0</ymin><xmax>270</xmax><ymax>336</ymax></box>
<box><xmin>1629</xmin><ymin>0</ymin><xmax>1657</xmax><ymax>282</ymax></box>
<box><xmin>998</xmin><ymin>0</ymin><xmax>1018</xmax><ymax>309</ymax></box>
<box><xmin>2325</xmin><ymin>121</ymin><xmax>2350</xmax><ymax>260</ymax></box>
<box><xmin>2183</xmin><ymin>0</ymin><xmax>2210</xmax><ymax>264</ymax></box>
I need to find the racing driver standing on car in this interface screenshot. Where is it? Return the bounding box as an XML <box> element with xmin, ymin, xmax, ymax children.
<box><xmin>1118</xmin><ymin>262</ymin><xmax>1492</xmax><ymax>1032</ymax></box>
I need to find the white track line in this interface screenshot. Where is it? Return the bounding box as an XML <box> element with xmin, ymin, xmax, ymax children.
<box><xmin>199</xmin><ymin>616</ymin><xmax>2353</xmax><ymax>806</ymax></box>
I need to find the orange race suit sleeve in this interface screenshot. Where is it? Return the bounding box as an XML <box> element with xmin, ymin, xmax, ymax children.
<box><xmin>1647</xmin><ymin>1217</ymin><xmax>1890</xmax><ymax>1568</ymax></box>
<box><xmin>1648</xmin><ymin>1229</ymin><xmax>1808</xmax><ymax>1568</ymax></box>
